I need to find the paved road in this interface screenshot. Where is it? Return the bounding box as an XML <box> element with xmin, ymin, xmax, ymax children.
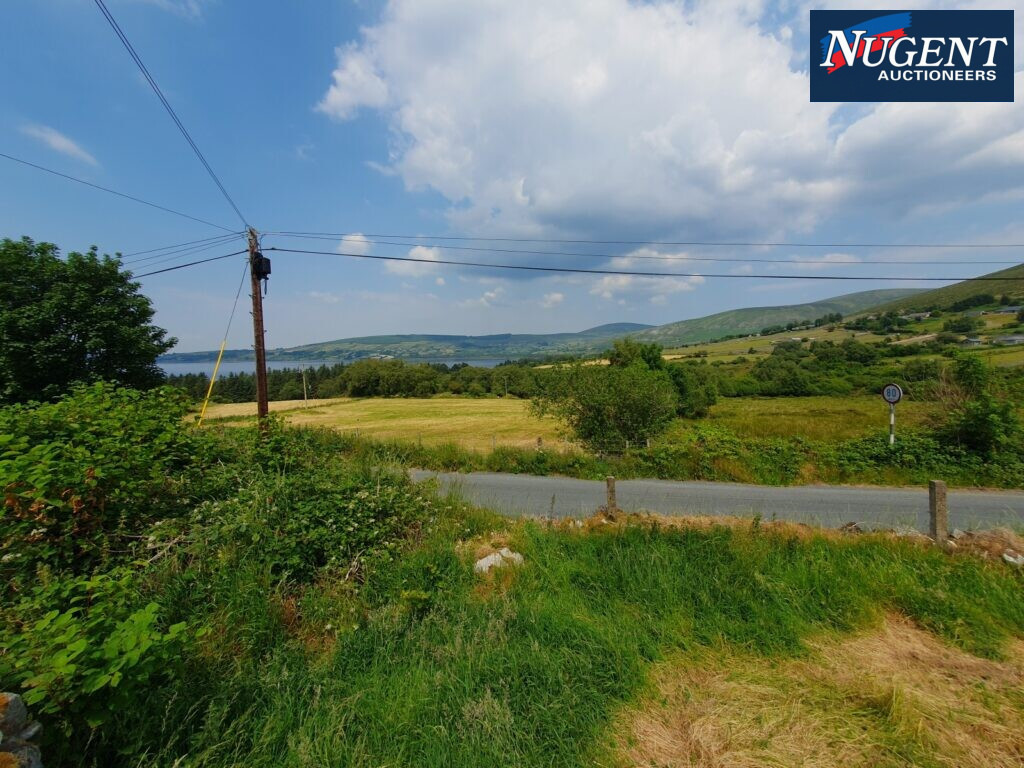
<box><xmin>410</xmin><ymin>471</ymin><xmax>1024</xmax><ymax>532</ymax></box>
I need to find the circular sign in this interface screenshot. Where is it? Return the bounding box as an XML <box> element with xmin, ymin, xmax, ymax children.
<box><xmin>882</xmin><ymin>383</ymin><xmax>903</xmax><ymax>404</ymax></box>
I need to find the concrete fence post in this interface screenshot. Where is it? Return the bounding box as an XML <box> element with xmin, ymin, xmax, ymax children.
<box><xmin>929</xmin><ymin>480</ymin><xmax>948</xmax><ymax>543</ymax></box>
<box><xmin>606</xmin><ymin>476</ymin><xmax>617</xmax><ymax>512</ymax></box>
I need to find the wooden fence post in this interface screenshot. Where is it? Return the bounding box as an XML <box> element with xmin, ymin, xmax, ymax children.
<box><xmin>929</xmin><ymin>480</ymin><xmax>948</xmax><ymax>543</ymax></box>
<box><xmin>606</xmin><ymin>476</ymin><xmax>617</xmax><ymax>512</ymax></box>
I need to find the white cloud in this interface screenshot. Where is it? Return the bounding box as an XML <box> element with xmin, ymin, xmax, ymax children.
<box><xmin>590</xmin><ymin>273</ymin><xmax>704</xmax><ymax>303</ymax></box>
<box><xmin>435</xmin><ymin>276</ymin><xmax>446</xmax><ymax>286</ymax></box>
<box><xmin>318</xmin><ymin>0</ymin><xmax>1024</xmax><ymax>244</ymax></box>
<box><xmin>460</xmin><ymin>286</ymin><xmax>505</xmax><ymax>308</ymax></box>
<box><xmin>21</xmin><ymin>124</ymin><xmax>98</xmax><ymax>166</ymax></box>
<box><xmin>132</xmin><ymin>0</ymin><xmax>207</xmax><ymax>19</ymax></box>
<box><xmin>309</xmin><ymin>290</ymin><xmax>341</xmax><ymax>304</ymax></box>
<box><xmin>788</xmin><ymin>253</ymin><xmax>861</xmax><ymax>272</ymax></box>
<box><xmin>540</xmin><ymin>291</ymin><xmax>564</xmax><ymax>308</ymax></box>
<box><xmin>317</xmin><ymin>45</ymin><xmax>389</xmax><ymax>120</ymax></box>
<box><xmin>337</xmin><ymin>233</ymin><xmax>371</xmax><ymax>255</ymax></box>
<box><xmin>385</xmin><ymin>244</ymin><xmax>440</xmax><ymax>276</ymax></box>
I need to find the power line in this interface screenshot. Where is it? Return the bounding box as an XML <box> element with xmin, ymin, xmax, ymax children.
<box><xmin>267</xmin><ymin>246</ymin><xmax>1024</xmax><ymax>282</ymax></box>
<box><xmin>93</xmin><ymin>0</ymin><xmax>249</xmax><ymax>228</ymax></box>
<box><xmin>123</xmin><ymin>236</ymin><xmax>246</xmax><ymax>269</ymax></box>
<box><xmin>266</xmin><ymin>230</ymin><xmax>1024</xmax><ymax>250</ymax></box>
<box><xmin>0</xmin><ymin>151</ymin><xmax>235</xmax><ymax>232</ymax></box>
<box><xmin>121</xmin><ymin>232</ymin><xmax>243</xmax><ymax>258</ymax></box>
<box><xmin>121</xmin><ymin>233</ymin><xmax>244</xmax><ymax>265</ymax></box>
<box><xmin>262</xmin><ymin>232</ymin><xmax>1023</xmax><ymax>266</ymax></box>
<box><xmin>132</xmin><ymin>249</ymin><xmax>247</xmax><ymax>278</ymax></box>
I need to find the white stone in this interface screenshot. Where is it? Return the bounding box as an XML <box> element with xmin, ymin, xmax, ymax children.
<box><xmin>1002</xmin><ymin>551</ymin><xmax>1024</xmax><ymax>567</ymax></box>
<box><xmin>474</xmin><ymin>548</ymin><xmax>525</xmax><ymax>574</ymax></box>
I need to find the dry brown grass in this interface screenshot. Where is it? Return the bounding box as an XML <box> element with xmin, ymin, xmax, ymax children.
<box><xmin>615</xmin><ymin>616</ymin><xmax>1024</xmax><ymax>768</ymax></box>
<box><xmin>554</xmin><ymin>511</ymin><xmax>848</xmax><ymax>543</ymax></box>
<box><xmin>199</xmin><ymin>398</ymin><xmax>344</xmax><ymax>419</ymax></box>
<box><xmin>202</xmin><ymin>397</ymin><xmax>564</xmax><ymax>452</ymax></box>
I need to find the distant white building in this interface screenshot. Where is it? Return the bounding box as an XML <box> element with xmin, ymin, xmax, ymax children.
<box><xmin>993</xmin><ymin>335</ymin><xmax>1024</xmax><ymax>346</ymax></box>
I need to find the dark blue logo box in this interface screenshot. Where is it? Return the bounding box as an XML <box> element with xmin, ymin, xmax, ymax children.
<box><xmin>810</xmin><ymin>10</ymin><xmax>1013</xmax><ymax>102</ymax></box>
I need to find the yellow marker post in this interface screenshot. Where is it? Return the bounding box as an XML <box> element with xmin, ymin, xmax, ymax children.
<box><xmin>197</xmin><ymin>339</ymin><xmax>228</xmax><ymax>427</ymax></box>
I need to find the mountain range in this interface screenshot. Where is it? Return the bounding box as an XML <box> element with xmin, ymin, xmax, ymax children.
<box><xmin>160</xmin><ymin>288</ymin><xmax>925</xmax><ymax>363</ymax></box>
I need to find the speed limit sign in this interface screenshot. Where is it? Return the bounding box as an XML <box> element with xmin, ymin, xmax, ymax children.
<box><xmin>882</xmin><ymin>383</ymin><xmax>903</xmax><ymax>405</ymax></box>
<box><xmin>882</xmin><ymin>383</ymin><xmax>903</xmax><ymax>445</ymax></box>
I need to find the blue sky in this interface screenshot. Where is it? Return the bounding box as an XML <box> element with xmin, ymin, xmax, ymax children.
<box><xmin>2</xmin><ymin>0</ymin><xmax>1022</xmax><ymax>352</ymax></box>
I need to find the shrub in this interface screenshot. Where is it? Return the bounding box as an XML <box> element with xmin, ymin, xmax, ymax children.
<box><xmin>942</xmin><ymin>392</ymin><xmax>1020</xmax><ymax>456</ymax></box>
<box><xmin>0</xmin><ymin>383</ymin><xmax>199</xmax><ymax>590</ymax></box>
<box><xmin>193</xmin><ymin>468</ymin><xmax>434</xmax><ymax>581</ymax></box>
<box><xmin>667</xmin><ymin>363</ymin><xmax>718</xmax><ymax>417</ymax></box>
<box><xmin>532</xmin><ymin>363</ymin><xmax>677</xmax><ymax>451</ymax></box>
<box><xmin>0</xmin><ymin>568</ymin><xmax>189</xmax><ymax>730</ymax></box>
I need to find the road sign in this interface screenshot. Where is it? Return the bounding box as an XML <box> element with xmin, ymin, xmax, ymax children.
<box><xmin>882</xmin><ymin>383</ymin><xmax>903</xmax><ymax>405</ymax></box>
<box><xmin>882</xmin><ymin>383</ymin><xmax>903</xmax><ymax>445</ymax></box>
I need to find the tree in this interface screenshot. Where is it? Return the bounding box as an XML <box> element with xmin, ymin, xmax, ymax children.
<box><xmin>942</xmin><ymin>316</ymin><xmax>982</xmax><ymax>334</ymax></box>
<box><xmin>0</xmin><ymin>238</ymin><xmax>175</xmax><ymax>403</ymax></box>
<box><xmin>607</xmin><ymin>338</ymin><xmax>665</xmax><ymax>370</ymax></box>
<box><xmin>666</xmin><ymin>363</ymin><xmax>718</xmax><ymax>417</ymax></box>
<box><xmin>532</xmin><ymin>363</ymin><xmax>677</xmax><ymax>450</ymax></box>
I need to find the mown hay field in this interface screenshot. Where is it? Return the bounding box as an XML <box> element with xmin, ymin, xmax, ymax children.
<box><xmin>202</xmin><ymin>396</ymin><xmax>565</xmax><ymax>451</ymax></box>
<box><xmin>202</xmin><ymin>394</ymin><xmax>941</xmax><ymax>449</ymax></box>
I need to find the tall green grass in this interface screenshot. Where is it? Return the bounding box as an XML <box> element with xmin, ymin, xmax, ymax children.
<box><xmin>110</xmin><ymin>509</ymin><xmax>1023</xmax><ymax>768</ymax></box>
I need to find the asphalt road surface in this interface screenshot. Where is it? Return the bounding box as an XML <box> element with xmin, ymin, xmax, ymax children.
<box><xmin>410</xmin><ymin>471</ymin><xmax>1024</xmax><ymax>532</ymax></box>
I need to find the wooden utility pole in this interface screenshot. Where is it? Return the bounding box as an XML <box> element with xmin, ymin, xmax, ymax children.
<box><xmin>248</xmin><ymin>227</ymin><xmax>270</xmax><ymax>426</ymax></box>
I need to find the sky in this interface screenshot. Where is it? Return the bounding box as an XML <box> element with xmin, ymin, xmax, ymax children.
<box><xmin>1</xmin><ymin>0</ymin><xmax>1022</xmax><ymax>352</ymax></box>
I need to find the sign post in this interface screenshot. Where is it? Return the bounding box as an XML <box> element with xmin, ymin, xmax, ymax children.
<box><xmin>881</xmin><ymin>383</ymin><xmax>903</xmax><ymax>445</ymax></box>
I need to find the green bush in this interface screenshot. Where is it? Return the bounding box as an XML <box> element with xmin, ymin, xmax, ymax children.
<box><xmin>0</xmin><ymin>383</ymin><xmax>200</xmax><ymax>589</ymax></box>
<box><xmin>0</xmin><ymin>568</ymin><xmax>189</xmax><ymax>728</ymax></box>
<box><xmin>666</xmin><ymin>363</ymin><xmax>718</xmax><ymax>417</ymax></box>
<box><xmin>193</xmin><ymin>467</ymin><xmax>434</xmax><ymax>581</ymax></box>
<box><xmin>531</xmin><ymin>363</ymin><xmax>677</xmax><ymax>451</ymax></box>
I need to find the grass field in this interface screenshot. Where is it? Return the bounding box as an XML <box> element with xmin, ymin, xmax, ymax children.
<box><xmin>693</xmin><ymin>395</ymin><xmax>940</xmax><ymax>442</ymax></box>
<box><xmin>204</xmin><ymin>394</ymin><xmax>939</xmax><ymax>449</ymax></box>
<box><xmin>140</xmin><ymin>495</ymin><xmax>1024</xmax><ymax>768</ymax></box>
<box><xmin>203</xmin><ymin>396</ymin><xmax>565</xmax><ymax>451</ymax></box>
<box><xmin>664</xmin><ymin>327</ymin><xmax>885</xmax><ymax>362</ymax></box>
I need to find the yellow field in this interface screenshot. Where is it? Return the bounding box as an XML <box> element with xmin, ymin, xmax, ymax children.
<box><xmin>203</xmin><ymin>393</ymin><xmax>946</xmax><ymax>449</ymax></box>
<box><xmin>202</xmin><ymin>396</ymin><xmax>565</xmax><ymax>451</ymax></box>
<box><xmin>687</xmin><ymin>395</ymin><xmax>940</xmax><ymax>442</ymax></box>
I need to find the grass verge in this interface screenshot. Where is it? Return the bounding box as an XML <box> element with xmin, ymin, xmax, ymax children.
<box><xmin>123</xmin><ymin>506</ymin><xmax>1024</xmax><ymax>767</ymax></box>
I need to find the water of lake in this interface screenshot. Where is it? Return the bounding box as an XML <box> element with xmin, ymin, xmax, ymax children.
<box><xmin>159</xmin><ymin>358</ymin><xmax>510</xmax><ymax>377</ymax></box>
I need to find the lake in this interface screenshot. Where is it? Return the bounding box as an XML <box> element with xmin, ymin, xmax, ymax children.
<box><xmin>159</xmin><ymin>358</ymin><xmax>510</xmax><ymax>377</ymax></box>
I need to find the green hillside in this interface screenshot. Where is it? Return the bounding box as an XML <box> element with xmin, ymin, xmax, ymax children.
<box><xmin>161</xmin><ymin>289</ymin><xmax>928</xmax><ymax>363</ymax></box>
<box><xmin>868</xmin><ymin>263</ymin><xmax>1024</xmax><ymax>314</ymax></box>
<box><xmin>633</xmin><ymin>288</ymin><xmax>923</xmax><ymax>347</ymax></box>
<box><xmin>160</xmin><ymin>323</ymin><xmax>654</xmax><ymax>363</ymax></box>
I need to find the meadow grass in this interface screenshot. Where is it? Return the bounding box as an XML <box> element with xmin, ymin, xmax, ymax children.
<box><xmin>663</xmin><ymin>327</ymin><xmax>885</xmax><ymax>361</ymax></box>
<box><xmin>203</xmin><ymin>396</ymin><xmax>566</xmax><ymax>451</ymax></box>
<box><xmin>141</xmin><ymin>506</ymin><xmax>1024</xmax><ymax>768</ymax></box>
<box><xmin>202</xmin><ymin>394</ymin><xmax>931</xmax><ymax>450</ymax></box>
<box><xmin>690</xmin><ymin>395</ymin><xmax>940</xmax><ymax>442</ymax></box>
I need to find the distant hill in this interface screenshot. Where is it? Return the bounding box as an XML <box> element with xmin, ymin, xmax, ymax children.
<box><xmin>631</xmin><ymin>288</ymin><xmax>923</xmax><ymax>347</ymax></box>
<box><xmin>161</xmin><ymin>290</ymin><xmax>928</xmax><ymax>364</ymax></box>
<box><xmin>160</xmin><ymin>322</ymin><xmax>654</xmax><ymax>363</ymax></box>
<box><xmin>866</xmin><ymin>263</ymin><xmax>1024</xmax><ymax>314</ymax></box>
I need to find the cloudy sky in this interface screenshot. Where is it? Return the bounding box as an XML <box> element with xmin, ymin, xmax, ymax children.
<box><xmin>2</xmin><ymin>0</ymin><xmax>1022</xmax><ymax>351</ymax></box>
